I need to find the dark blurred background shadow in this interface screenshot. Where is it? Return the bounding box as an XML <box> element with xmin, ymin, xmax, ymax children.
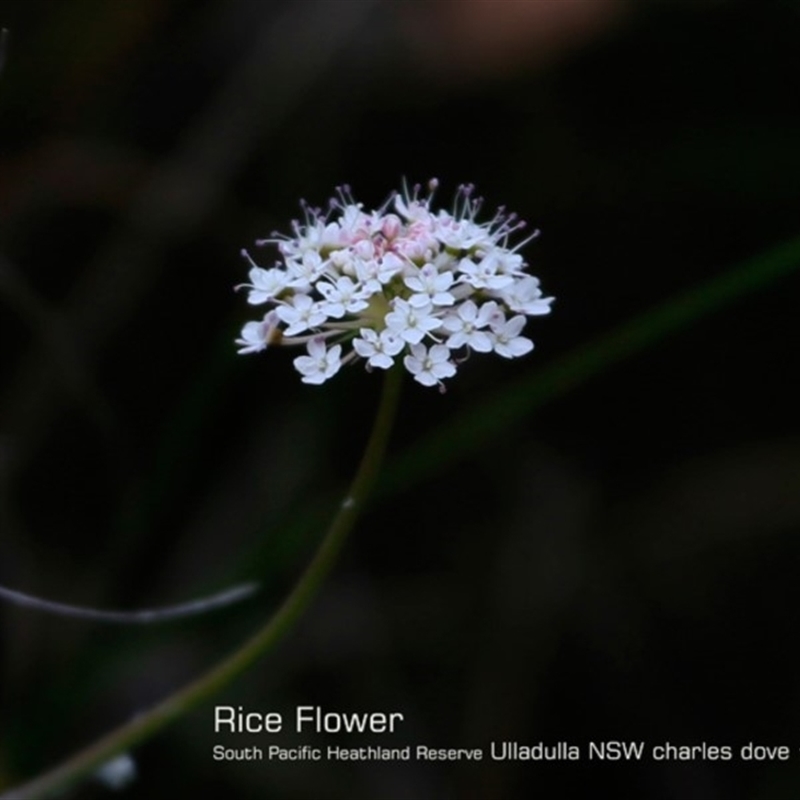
<box><xmin>1</xmin><ymin>0</ymin><xmax>799</xmax><ymax>797</ymax></box>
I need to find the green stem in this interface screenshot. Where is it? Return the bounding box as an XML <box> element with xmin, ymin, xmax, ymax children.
<box><xmin>1</xmin><ymin>366</ymin><xmax>403</xmax><ymax>800</ymax></box>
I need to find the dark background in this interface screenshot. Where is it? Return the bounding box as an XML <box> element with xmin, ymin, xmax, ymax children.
<box><xmin>1</xmin><ymin>0</ymin><xmax>799</xmax><ymax>798</ymax></box>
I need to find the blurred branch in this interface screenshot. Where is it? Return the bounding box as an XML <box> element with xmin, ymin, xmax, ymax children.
<box><xmin>0</xmin><ymin>581</ymin><xmax>258</xmax><ymax>623</ymax></box>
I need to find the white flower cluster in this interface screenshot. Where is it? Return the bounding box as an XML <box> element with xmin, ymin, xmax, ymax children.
<box><xmin>236</xmin><ymin>180</ymin><xmax>553</xmax><ymax>389</ymax></box>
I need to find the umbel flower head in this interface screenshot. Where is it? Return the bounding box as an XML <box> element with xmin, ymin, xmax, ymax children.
<box><xmin>235</xmin><ymin>180</ymin><xmax>553</xmax><ymax>390</ymax></box>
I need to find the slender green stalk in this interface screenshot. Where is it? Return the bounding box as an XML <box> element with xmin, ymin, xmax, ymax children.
<box><xmin>0</xmin><ymin>366</ymin><xmax>403</xmax><ymax>800</ymax></box>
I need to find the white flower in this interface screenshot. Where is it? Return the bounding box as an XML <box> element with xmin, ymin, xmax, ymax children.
<box><xmin>236</xmin><ymin>180</ymin><xmax>553</xmax><ymax>388</ymax></box>
<box><xmin>403</xmin><ymin>343</ymin><xmax>456</xmax><ymax>387</ymax></box>
<box><xmin>276</xmin><ymin>294</ymin><xmax>328</xmax><ymax>336</ymax></box>
<box><xmin>277</xmin><ymin>219</ymin><xmax>341</xmax><ymax>260</ymax></box>
<box><xmin>352</xmin><ymin>328</ymin><xmax>404</xmax><ymax>369</ymax></box>
<box><xmin>354</xmin><ymin>252</ymin><xmax>404</xmax><ymax>293</ymax></box>
<box><xmin>293</xmin><ymin>337</ymin><xmax>342</xmax><ymax>384</ymax></box>
<box><xmin>441</xmin><ymin>300</ymin><xmax>498</xmax><ymax>352</ymax></box>
<box><xmin>491</xmin><ymin>315</ymin><xmax>534</xmax><ymax>358</ymax></box>
<box><xmin>338</xmin><ymin>203</ymin><xmax>368</xmax><ymax>239</ymax></box>
<box><xmin>404</xmin><ymin>264</ymin><xmax>455</xmax><ymax>307</ymax></box>
<box><xmin>317</xmin><ymin>276</ymin><xmax>370</xmax><ymax>319</ymax></box>
<box><xmin>235</xmin><ymin>310</ymin><xmax>280</xmax><ymax>353</ymax></box>
<box><xmin>458</xmin><ymin>255</ymin><xmax>515</xmax><ymax>291</ymax></box>
<box><xmin>499</xmin><ymin>275</ymin><xmax>554</xmax><ymax>315</ymax></box>
<box><xmin>433</xmin><ymin>214</ymin><xmax>492</xmax><ymax>250</ymax></box>
<box><xmin>286</xmin><ymin>250</ymin><xmax>328</xmax><ymax>290</ymax></box>
<box><xmin>385</xmin><ymin>298</ymin><xmax>441</xmax><ymax>344</ymax></box>
<box><xmin>394</xmin><ymin>192</ymin><xmax>434</xmax><ymax>223</ymax></box>
<box><xmin>236</xmin><ymin>251</ymin><xmax>291</xmax><ymax>304</ymax></box>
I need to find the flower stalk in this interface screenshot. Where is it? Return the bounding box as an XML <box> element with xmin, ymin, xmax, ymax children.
<box><xmin>0</xmin><ymin>365</ymin><xmax>403</xmax><ymax>800</ymax></box>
